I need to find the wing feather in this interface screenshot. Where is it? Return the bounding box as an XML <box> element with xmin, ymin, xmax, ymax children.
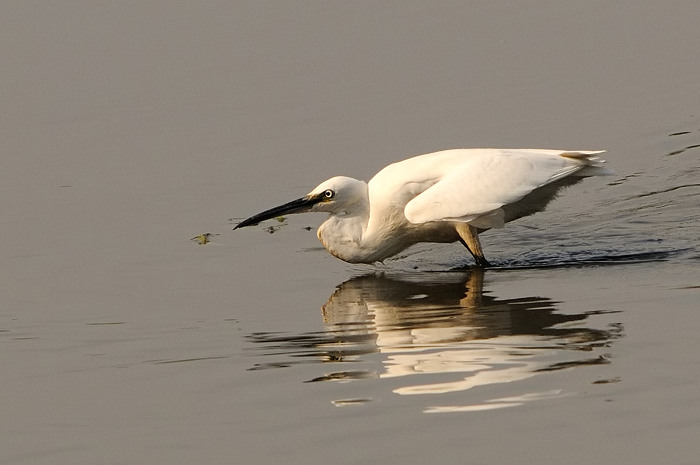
<box><xmin>404</xmin><ymin>149</ymin><xmax>605</xmax><ymax>224</ymax></box>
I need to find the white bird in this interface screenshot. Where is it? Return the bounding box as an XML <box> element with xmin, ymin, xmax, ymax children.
<box><xmin>234</xmin><ymin>149</ymin><xmax>612</xmax><ymax>266</ymax></box>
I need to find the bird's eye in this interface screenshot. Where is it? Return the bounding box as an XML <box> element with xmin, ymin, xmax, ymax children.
<box><xmin>324</xmin><ymin>189</ymin><xmax>334</xmax><ymax>199</ymax></box>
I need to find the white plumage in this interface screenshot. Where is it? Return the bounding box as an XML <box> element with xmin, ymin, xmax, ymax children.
<box><xmin>235</xmin><ymin>148</ymin><xmax>612</xmax><ymax>266</ymax></box>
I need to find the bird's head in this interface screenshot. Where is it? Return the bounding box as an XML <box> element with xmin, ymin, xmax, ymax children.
<box><xmin>234</xmin><ymin>176</ymin><xmax>367</xmax><ymax>229</ymax></box>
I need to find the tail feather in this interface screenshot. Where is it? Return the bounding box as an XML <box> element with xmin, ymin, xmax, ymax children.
<box><xmin>560</xmin><ymin>150</ymin><xmax>614</xmax><ymax>176</ymax></box>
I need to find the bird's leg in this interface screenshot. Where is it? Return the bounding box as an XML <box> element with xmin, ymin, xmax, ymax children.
<box><xmin>455</xmin><ymin>223</ymin><xmax>491</xmax><ymax>267</ymax></box>
<box><xmin>459</xmin><ymin>268</ymin><xmax>485</xmax><ymax>308</ymax></box>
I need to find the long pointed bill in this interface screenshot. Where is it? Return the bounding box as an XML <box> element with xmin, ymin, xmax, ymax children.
<box><xmin>233</xmin><ymin>194</ymin><xmax>323</xmax><ymax>229</ymax></box>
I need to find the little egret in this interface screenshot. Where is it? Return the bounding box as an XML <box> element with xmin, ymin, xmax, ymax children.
<box><xmin>234</xmin><ymin>149</ymin><xmax>612</xmax><ymax>266</ymax></box>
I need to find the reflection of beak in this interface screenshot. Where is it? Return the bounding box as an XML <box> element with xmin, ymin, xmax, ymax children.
<box><xmin>234</xmin><ymin>194</ymin><xmax>323</xmax><ymax>229</ymax></box>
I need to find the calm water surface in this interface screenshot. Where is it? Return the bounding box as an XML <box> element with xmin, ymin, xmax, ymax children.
<box><xmin>1</xmin><ymin>2</ymin><xmax>699</xmax><ymax>464</ymax></box>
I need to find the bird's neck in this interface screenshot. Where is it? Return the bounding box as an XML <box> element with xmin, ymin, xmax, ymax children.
<box><xmin>316</xmin><ymin>210</ymin><xmax>410</xmax><ymax>264</ymax></box>
<box><xmin>316</xmin><ymin>213</ymin><xmax>368</xmax><ymax>263</ymax></box>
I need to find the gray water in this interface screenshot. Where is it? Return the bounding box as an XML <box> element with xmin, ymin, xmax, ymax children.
<box><xmin>2</xmin><ymin>2</ymin><xmax>699</xmax><ymax>464</ymax></box>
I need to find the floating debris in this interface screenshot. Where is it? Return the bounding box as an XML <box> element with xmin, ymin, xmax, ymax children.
<box><xmin>262</xmin><ymin>217</ymin><xmax>289</xmax><ymax>234</ymax></box>
<box><xmin>191</xmin><ymin>232</ymin><xmax>219</xmax><ymax>245</ymax></box>
<box><xmin>263</xmin><ymin>225</ymin><xmax>282</xmax><ymax>234</ymax></box>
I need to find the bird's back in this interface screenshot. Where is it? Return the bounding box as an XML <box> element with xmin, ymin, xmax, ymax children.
<box><xmin>368</xmin><ymin>148</ymin><xmax>609</xmax><ymax>230</ymax></box>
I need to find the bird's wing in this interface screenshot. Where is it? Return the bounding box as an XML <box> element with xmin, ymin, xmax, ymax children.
<box><xmin>404</xmin><ymin>150</ymin><xmax>604</xmax><ymax>225</ymax></box>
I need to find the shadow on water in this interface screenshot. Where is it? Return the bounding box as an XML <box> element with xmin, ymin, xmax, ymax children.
<box><xmin>247</xmin><ymin>270</ymin><xmax>623</xmax><ymax>411</ymax></box>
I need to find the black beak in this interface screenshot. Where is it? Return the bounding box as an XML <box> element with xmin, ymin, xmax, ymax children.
<box><xmin>233</xmin><ymin>194</ymin><xmax>323</xmax><ymax>230</ymax></box>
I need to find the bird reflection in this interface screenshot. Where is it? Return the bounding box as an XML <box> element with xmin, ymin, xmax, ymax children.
<box><xmin>248</xmin><ymin>270</ymin><xmax>621</xmax><ymax>402</ymax></box>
